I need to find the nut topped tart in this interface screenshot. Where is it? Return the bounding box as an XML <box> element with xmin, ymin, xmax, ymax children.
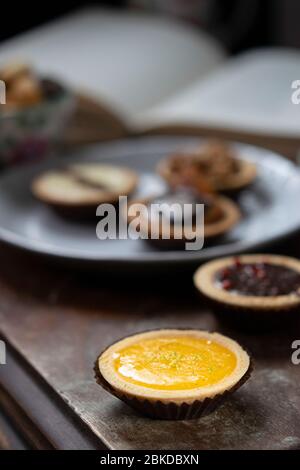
<box><xmin>94</xmin><ymin>329</ymin><xmax>251</xmax><ymax>420</ymax></box>
<box><xmin>32</xmin><ymin>164</ymin><xmax>138</xmax><ymax>217</ymax></box>
<box><xmin>158</xmin><ymin>140</ymin><xmax>256</xmax><ymax>194</ymax></box>
<box><xmin>194</xmin><ymin>255</ymin><xmax>300</xmax><ymax>329</ymax></box>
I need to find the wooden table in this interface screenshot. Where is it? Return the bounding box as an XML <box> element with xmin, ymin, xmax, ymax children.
<box><xmin>0</xmin><ymin>235</ymin><xmax>300</xmax><ymax>450</ymax></box>
<box><xmin>0</xmin><ymin>408</ymin><xmax>29</xmax><ymax>450</ymax></box>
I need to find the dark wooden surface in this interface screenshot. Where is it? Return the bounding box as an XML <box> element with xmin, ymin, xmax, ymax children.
<box><xmin>0</xmin><ymin>238</ymin><xmax>300</xmax><ymax>450</ymax></box>
<box><xmin>0</xmin><ymin>407</ymin><xmax>30</xmax><ymax>450</ymax></box>
<box><xmin>0</xmin><ymin>342</ymin><xmax>104</xmax><ymax>449</ymax></box>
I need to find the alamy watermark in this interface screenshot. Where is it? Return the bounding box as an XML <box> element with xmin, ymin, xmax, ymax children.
<box><xmin>291</xmin><ymin>80</ymin><xmax>300</xmax><ymax>104</ymax></box>
<box><xmin>96</xmin><ymin>196</ymin><xmax>205</xmax><ymax>251</ymax></box>
<box><xmin>0</xmin><ymin>80</ymin><xmax>6</xmax><ymax>104</ymax></box>
<box><xmin>291</xmin><ymin>340</ymin><xmax>300</xmax><ymax>365</ymax></box>
<box><xmin>0</xmin><ymin>340</ymin><xmax>6</xmax><ymax>365</ymax></box>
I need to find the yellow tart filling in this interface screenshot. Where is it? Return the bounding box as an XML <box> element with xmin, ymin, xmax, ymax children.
<box><xmin>113</xmin><ymin>336</ymin><xmax>237</xmax><ymax>391</ymax></box>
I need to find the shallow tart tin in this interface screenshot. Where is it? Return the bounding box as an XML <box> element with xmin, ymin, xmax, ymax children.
<box><xmin>94</xmin><ymin>329</ymin><xmax>251</xmax><ymax>420</ymax></box>
<box><xmin>194</xmin><ymin>254</ymin><xmax>300</xmax><ymax>329</ymax></box>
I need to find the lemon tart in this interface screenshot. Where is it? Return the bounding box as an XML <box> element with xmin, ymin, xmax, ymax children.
<box><xmin>32</xmin><ymin>164</ymin><xmax>138</xmax><ymax>218</ymax></box>
<box><xmin>194</xmin><ymin>255</ymin><xmax>300</xmax><ymax>330</ymax></box>
<box><xmin>94</xmin><ymin>329</ymin><xmax>251</xmax><ymax>420</ymax></box>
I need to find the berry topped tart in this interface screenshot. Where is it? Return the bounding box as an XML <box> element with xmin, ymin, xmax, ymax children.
<box><xmin>94</xmin><ymin>329</ymin><xmax>251</xmax><ymax>420</ymax></box>
<box><xmin>194</xmin><ymin>255</ymin><xmax>300</xmax><ymax>330</ymax></box>
<box><xmin>157</xmin><ymin>140</ymin><xmax>256</xmax><ymax>195</ymax></box>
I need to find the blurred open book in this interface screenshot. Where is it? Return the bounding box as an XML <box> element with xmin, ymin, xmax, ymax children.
<box><xmin>1</xmin><ymin>7</ymin><xmax>300</xmax><ymax>155</ymax></box>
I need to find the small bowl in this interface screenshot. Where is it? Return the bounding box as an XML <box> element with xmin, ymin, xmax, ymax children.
<box><xmin>0</xmin><ymin>86</ymin><xmax>75</xmax><ymax>166</ymax></box>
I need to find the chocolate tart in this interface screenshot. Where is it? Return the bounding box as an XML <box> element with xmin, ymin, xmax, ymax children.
<box><xmin>123</xmin><ymin>188</ymin><xmax>240</xmax><ymax>249</ymax></box>
<box><xmin>194</xmin><ymin>255</ymin><xmax>300</xmax><ymax>330</ymax></box>
<box><xmin>158</xmin><ymin>140</ymin><xmax>256</xmax><ymax>195</ymax></box>
<box><xmin>94</xmin><ymin>329</ymin><xmax>251</xmax><ymax>420</ymax></box>
<box><xmin>31</xmin><ymin>164</ymin><xmax>138</xmax><ymax>218</ymax></box>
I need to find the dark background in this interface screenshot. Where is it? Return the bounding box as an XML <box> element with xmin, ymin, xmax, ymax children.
<box><xmin>1</xmin><ymin>1</ymin><xmax>300</xmax><ymax>54</ymax></box>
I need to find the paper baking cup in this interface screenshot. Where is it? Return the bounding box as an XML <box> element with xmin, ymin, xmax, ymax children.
<box><xmin>94</xmin><ymin>356</ymin><xmax>253</xmax><ymax>421</ymax></box>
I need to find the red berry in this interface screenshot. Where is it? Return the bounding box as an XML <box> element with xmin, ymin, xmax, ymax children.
<box><xmin>222</xmin><ymin>280</ymin><xmax>232</xmax><ymax>290</ymax></box>
<box><xmin>251</xmin><ymin>264</ymin><xmax>260</xmax><ymax>274</ymax></box>
<box><xmin>234</xmin><ymin>257</ymin><xmax>242</xmax><ymax>268</ymax></box>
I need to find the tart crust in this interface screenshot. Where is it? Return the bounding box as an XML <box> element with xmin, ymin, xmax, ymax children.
<box><xmin>31</xmin><ymin>164</ymin><xmax>138</xmax><ymax>217</ymax></box>
<box><xmin>94</xmin><ymin>329</ymin><xmax>251</xmax><ymax>420</ymax></box>
<box><xmin>194</xmin><ymin>255</ymin><xmax>300</xmax><ymax>310</ymax></box>
<box><xmin>158</xmin><ymin>155</ymin><xmax>256</xmax><ymax>194</ymax></box>
<box><xmin>124</xmin><ymin>194</ymin><xmax>240</xmax><ymax>243</ymax></box>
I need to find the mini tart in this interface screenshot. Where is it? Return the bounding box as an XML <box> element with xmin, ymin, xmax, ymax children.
<box><xmin>157</xmin><ymin>142</ymin><xmax>256</xmax><ymax>194</ymax></box>
<box><xmin>31</xmin><ymin>164</ymin><xmax>138</xmax><ymax>218</ymax></box>
<box><xmin>123</xmin><ymin>193</ymin><xmax>240</xmax><ymax>249</ymax></box>
<box><xmin>194</xmin><ymin>255</ymin><xmax>300</xmax><ymax>330</ymax></box>
<box><xmin>94</xmin><ymin>329</ymin><xmax>251</xmax><ymax>420</ymax></box>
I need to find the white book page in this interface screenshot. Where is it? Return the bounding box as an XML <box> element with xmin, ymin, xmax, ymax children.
<box><xmin>137</xmin><ymin>48</ymin><xmax>300</xmax><ymax>138</ymax></box>
<box><xmin>0</xmin><ymin>6</ymin><xmax>224</xmax><ymax>121</ymax></box>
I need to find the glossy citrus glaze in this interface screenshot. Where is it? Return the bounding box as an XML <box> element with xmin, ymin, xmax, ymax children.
<box><xmin>113</xmin><ymin>336</ymin><xmax>237</xmax><ymax>390</ymax></box>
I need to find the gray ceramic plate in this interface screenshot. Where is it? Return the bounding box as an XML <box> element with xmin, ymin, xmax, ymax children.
<box><xmin>0</xmin><ymin>136</ymin><xmax>299</xmax><ymax>268</ymax></box>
